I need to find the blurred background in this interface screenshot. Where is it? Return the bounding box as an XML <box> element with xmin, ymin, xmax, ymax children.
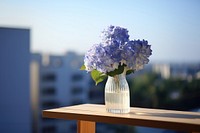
<box><xmin>0</xmin><ymin>0</ymin><xmax>200</xmax><ymax>133</ymax></box>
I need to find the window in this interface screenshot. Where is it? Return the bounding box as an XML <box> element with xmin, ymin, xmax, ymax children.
<box><xmin>71</xmin><ymin>73</ymin><xmax>83</xmax><ymax>81</ymax></box>
<box><xmin>42</xmin><ymin>101</ymin><xmax>59</xmax><ymax>109</ymax></box>
<box><xmin>42</xmin><ymin>87</ymin><xmax>56</xmax><ymax>96</ymax></box>
<box><xmin>71</xmin><ymin>99</ymin><xmax>83</xmax><ymax>105</ymax></box>
<box><xmin>89</xmin><ymin>88</ymin><xmax>104</xmax><ymax>103</ymax></box>
<box><xmin>42</xmin><ymin>73</ymin><xmax>56</xmax><ymax>82</ymax></box>
<box><xmin>42</xmin><ymin>125</ymin><xmax>56</xmax><ymax>133</ymax></box>
<box><xmin>71</xmin><ymin>87</ymin><xmax>83</xmax><ymax>95</ymax></box>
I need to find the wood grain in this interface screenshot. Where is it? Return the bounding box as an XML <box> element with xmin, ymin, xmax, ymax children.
<box><xmin>77</xmin><ymin>120</ymin><xmax>95</xmax><ymax>133</ymax></box>
<box><xmin>43</xmin><ymin>104</ymin><xmax>200</xmax><ymax>132</ymax></box>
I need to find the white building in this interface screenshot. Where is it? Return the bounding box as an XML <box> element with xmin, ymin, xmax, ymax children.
<box><xmin>31</xmin><ymin>51</ymin><xmax>90</xmax><ymax>133</ymax></box>
<box><xmin>153</xmin><ymin>64</ymin><xmax>171</xmax><ymax>79</ymax></box>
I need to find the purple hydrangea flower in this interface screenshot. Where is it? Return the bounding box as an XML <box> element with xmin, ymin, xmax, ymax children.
<box><xmin>84</xmin><ymin>43</ymin><xmax>118</xmax><ymax>73</ymax></box>
<box><xmin>124</xmin><ymin>40</ymin><xmax>152</xmax><ymax>70</ymax></box>
<box><xmin>101</xmin><ymin>25</ymin><xmax>129</xmax><ymax>47</ymax></box>
<box><xmin>84</xmin><ymin>25</ymin><xmax>152</xmax><ymax>74</ymax></box>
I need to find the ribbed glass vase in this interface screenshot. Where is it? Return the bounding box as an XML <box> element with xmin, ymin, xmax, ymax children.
<box><xmin>105</xmin><ymin>71</ymin><xmax>130</xmax><ymax>113</ymax></box>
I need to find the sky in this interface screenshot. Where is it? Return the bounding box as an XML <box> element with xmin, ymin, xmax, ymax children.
<box><xmin>0</xmin><ymin>0</ymin><xmax>200</xmax><ymax>62</ymax></box>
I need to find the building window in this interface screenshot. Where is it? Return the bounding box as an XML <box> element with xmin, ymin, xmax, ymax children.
<box><xmin>42</xmin><ymin>73</ymin><xmax>56</xmax><ymax>82</ymax></box>
<box><xmin>42</xmin><ymin>87</ymin><xmax>56</xmax><ymax>96</ymax></box>
<box><xmin>70</xmin><ymin>124</ymin><xmax>77</xmax><ymax>132</ymax></box>
<box><xmin>71</xmin><ymin>87</ymin><xmax>83</xmax><ymax>95</ymax></box>
<box><xmin>89</xmin><ymin>89</ymin><xmax>104</xmax><ymax>100</ymax></box>
<box><xmin>42</xmin><ymin>117</ymin><xmax>55</xmax><ymax>122</ymax></box>
<box><xmin>42</xmin><ymin>101</ymin><xmax>59</xmax><ymax>109</ymax></box>
<box><xmin>71</xmin><ymin>73</ymin><xmax>83</xmax><ymax>81</ymax></box>
<box><xmin>71</xmin><ymin>99</ymin><xmax>83</xmax><ymax>105</ymax></box>
<box><xmin>42</xmin><ymin>125</ymin><xmax>56</xmax><ymax>133</ymax></box>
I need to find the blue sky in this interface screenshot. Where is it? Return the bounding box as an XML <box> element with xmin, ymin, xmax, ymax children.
<box><xmin>0</xmin><ymin>0</ymin><xmax>200</xmax><ymax>62</ymax></box>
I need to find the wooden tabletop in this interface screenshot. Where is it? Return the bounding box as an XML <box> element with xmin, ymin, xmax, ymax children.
<box><xmin>43</xmin><ymin>104</ymin><xmax>200</xmax><ymax>132</ymax></box>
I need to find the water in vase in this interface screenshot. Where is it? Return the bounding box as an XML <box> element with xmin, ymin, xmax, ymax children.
<box><xmin>105</xmin><ymin>90</ymin><xmax>130</xmax><ymax>113</ymax></box>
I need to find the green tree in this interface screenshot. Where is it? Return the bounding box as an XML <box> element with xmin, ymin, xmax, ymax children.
<box><xmin>128</xmin><ymin>72</ymin><xmax>200</xmax><ymax>111</ymax></box>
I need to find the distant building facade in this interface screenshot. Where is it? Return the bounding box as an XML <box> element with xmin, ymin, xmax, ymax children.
<box><xmin>153</xmin><ymin>63</ymin><xmax>200</xmax><ymax>80</ymax></box>
<box><xmin>31</xmin><ymin>52</ymin><xmax>91</xmax><ymax>133</ymax></box>
<box><xmin>153</xmin><ymin>64</ymin><xmax>171</xmax><ymax>79</ymax></box>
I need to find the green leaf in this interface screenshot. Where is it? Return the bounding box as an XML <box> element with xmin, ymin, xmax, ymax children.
<box><xmin>80</xmin><ymin>65</ymin><xmax>86</xmax><ymax>70</ymax></box>
<box><xmin>126</xmin><ymin>69</ymin><xmax>134</xmax><ymax>75</ymax></box>
<box><xmin>107</xmin><ymin>64</ymin><xmax>124</xmax><ymax>77</ymax></box>
<box><xmin>91</xmin><ymin>70</ymin><xmax>107</xmax><ymax>85</ymax></box>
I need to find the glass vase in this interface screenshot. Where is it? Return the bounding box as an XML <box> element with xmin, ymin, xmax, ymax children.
<box><xmin>105</xmin><ymin>71</ymin><xmax>130</xmax><ymax>113</ymax></box>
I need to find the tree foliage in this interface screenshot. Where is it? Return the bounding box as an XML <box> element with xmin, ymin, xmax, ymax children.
<box><xmin>129</xmin><ymin>72</ymin><xmax>200</xmax><ymax>111</ymax></box>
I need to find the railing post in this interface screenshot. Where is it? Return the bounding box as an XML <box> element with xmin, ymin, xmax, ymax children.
<box><xmin>77</xmin><ymin>120</ymin><xmax>96</xmax><ymax>133</ymax></box>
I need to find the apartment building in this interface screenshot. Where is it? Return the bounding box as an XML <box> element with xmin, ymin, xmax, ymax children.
<box><xmin>31</xmin><ymin>52</ymin><xmax>90</xmax><ymax>133</ymax></box>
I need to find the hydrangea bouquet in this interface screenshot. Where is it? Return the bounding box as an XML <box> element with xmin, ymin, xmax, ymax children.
<box><xmin>81</xmin><ymin>25</ymin><xmax>152</xmax><ymax>85</ymax></box>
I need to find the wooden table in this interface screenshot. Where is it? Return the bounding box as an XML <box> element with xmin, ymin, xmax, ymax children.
<box><xmin>42</xmin><ymin>104</ymin><xmax>200</xmax><ymax>133</ymax></box>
